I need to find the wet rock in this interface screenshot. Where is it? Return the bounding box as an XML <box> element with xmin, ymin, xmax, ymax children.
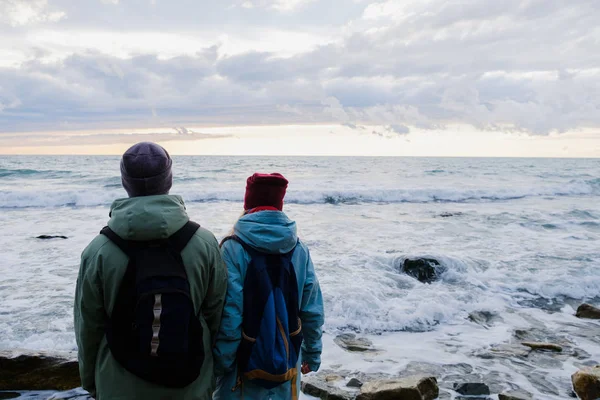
<box><xmin>334</xmin><ymin>334</ymin><xmax>376</xmax><ymax>352</ymax></box>
<box><xmin>525</xmin><ymin>371</ymin><xmax>559</xmax><ymax>396</ymax></box>
<box><xmin>474</xmin><ymin>343</ymin><xmax>530</xmax><ymax>360</ymax></box>
<box><xmin>400</xmin><ymin>258</ymin><xmax>445</xmax><ymax>284</ymax></box>
<box><xmin>521</xmin><ymin>342</ymin><xmax>563</xmax><ymax>352</ymax></box>
<box><xmin>356</xmin><ymin>376</ymin><xmax>438</xmax><ymax>400</ymax></box>
<box><xmin>0</xmin><ymin>350</ymin><xmax>79</xmax><ymax>390</ymax></box>
<box><xmin>572</xmin><ymin>365</ymin><xmax>600</xmax><ymax>400</ymax></box>
<box><xmin>301</xmin><ymin>375</ymin><xmax>353</xmax><ymax>400</ymax></box>
<box><xmin>439</xmin><ymin>212</ymin><xmax>463</xmax><ymax>218</ymax></box>
<box><xmin>453</xmin><ymin>382</ymin><xmax>490</xmax><ymax>396</ymax></box>
<box><xmin>35</xmin><ymin>235</ymin><xmax>68</xmax><ymax>240</ymax></box>
<box><xmin>468</xmin><ymin>311</ymin><xmax>504</xmax><ymax>328</ymax></box>
<box><xmin>576</xmin><ymin>303</ymin><xmax>600</xmax><ymax>319</ymax></box>
<box><xmin>347</xmin><ymin>378</ymin><xmax>363</xmax><ymax>388</ymax></box>
<box><xmin>498</xmin><ymin>390</ymin><xmax>533</xmax><ymax>400</ymax></box>
<box><xmin>0</xmin><ymin>393</ymin><xmax>20</xmax><ymax>400</ymax></box>
<box><xmin>400</xmin><ymin>361</ymin><xmax>444</xmax><ymax>378</ymax></box>
<box><xmin>455</xmin><ymin>397</ymin><xmax>492</xmax><ymax>400</ymax></box>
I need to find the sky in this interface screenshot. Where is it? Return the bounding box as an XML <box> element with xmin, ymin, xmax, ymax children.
<box><xmin>0</xmin><ymin>0</ymin><xmax>599</xmax><ymax>156</ymax></box>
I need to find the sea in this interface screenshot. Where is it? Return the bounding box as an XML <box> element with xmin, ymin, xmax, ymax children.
<box><xmin>1</xmin><ymin>155</ymin><xmax>600</xmax><ymax>399</ymax></box>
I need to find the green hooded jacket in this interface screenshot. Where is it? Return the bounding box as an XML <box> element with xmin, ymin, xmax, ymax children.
<box><xmin>74</xmin><ymin>195</ymin><xmax>227</xmax><ymax>400</ymax></box>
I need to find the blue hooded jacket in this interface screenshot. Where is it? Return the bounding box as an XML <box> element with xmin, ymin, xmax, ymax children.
<box><xmin>213</xmin><ymin>211</ymin><xmax>324</xmax><ymax>400</ymax></box>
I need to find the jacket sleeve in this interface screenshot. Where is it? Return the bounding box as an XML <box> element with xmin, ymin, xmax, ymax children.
<box><xmin>201</xmin><ymin>241</ymin><xmax>228</xmax><ymax>342</ymax></box>
<box><xmin>73</xmin><ymin>245</ymin><xmax>105</xmax><ymax>396</ymax></box>
<box><xmin>212</xmin><ymin>241</ymin><xmax>244</xmax><ymax>377</ymax></box>
<box><xmin>299</xmin><ymin>246</ymin><xmax>325</xmax><ymax>372</ymax></box>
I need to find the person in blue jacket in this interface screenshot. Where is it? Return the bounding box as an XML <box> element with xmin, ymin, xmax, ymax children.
<box><xmin>213</xmin><ymin>172</ymin><xmax>325</xmax><ymax>400</ymax></box>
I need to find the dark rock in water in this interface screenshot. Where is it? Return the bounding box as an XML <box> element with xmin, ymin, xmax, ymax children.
<box><xmin>572</xmin><ymin>365</ymin><xmax>600</xmax><ymax>400</ymax></box>
<box><xmin>347</xmin><ymin>378</ymin><xmax>363</xmax><ymax>388</ymax></box>
<box><xmin>334</xmin><ymin>334</ymin><xmax>377</xmax><ymax>352</ymax></box>
<box><xmin>453</xmin><ymin>382</ymin><xmax>490</xmax><ymax>396</ymax></box>
<box><xmin>0</xmin><ymin>392</ymin><xmax>20</xmax><ymax>400</ymax></box>
<box><xmin>35</xmin><ymin>235</ymin><xmax>68</xmax><ymax>240</ymax></box>
<box><xmin>438</xmin><ymin>212</ymin><xmax>463</xmax><ymax>218</ymax></box>
<box><xmin>400</xmin><ymin>258</ymin><xmax>445</xmax><ymax>283</ymax></box>
<box><xmin>468</xmin><ymin>311</ymin><xmax>504</xmax><ymax>328</ymax></box>
<box><xmin>576</xmin><ymin>303</ymin><xmax>600</xmax><ymax>319</ymax></box>
<box><xmin>356</xmin><ymin>376</ymin><xmax>438</xmax><ymax>400</ymax></box>
<box><xmin>498</xmin><ymin>389</ymin><xmax>534</xmax><ymax>400</ymax></box>
<box><xmin>0</xmin><ymin>349</ymin><xmax>79</xmax><ymax>390</ymax></box>
<box><xmin>521</xmin><ymin>341</ymin><xmax>562</xmax><ymax>352</ymax></box>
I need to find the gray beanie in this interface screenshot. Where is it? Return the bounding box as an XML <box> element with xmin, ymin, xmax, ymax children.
<box><xmin>120</xmin><ymin>142</ymin><xmax>173</xmax><ymax>197</ymax></box>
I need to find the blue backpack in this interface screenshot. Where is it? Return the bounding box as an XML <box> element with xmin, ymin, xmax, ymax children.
<box><xmin>224</xmin><ymin>235</ymin><xmax>303</xmax><ymax>392</ymax></box>
<box><xmin>100</xmin><ymin>221</ymin><xmax>204</xmax><ymax>388</ymax></box>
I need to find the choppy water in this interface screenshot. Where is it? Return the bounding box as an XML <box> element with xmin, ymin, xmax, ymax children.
<box><xmin>1</xmin><ymin>156</ymin><xmax>599</xmax><ymax>399</ymax></box>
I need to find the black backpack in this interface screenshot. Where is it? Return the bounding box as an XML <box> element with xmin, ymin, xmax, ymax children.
<box><xmin>100</xmin><ymin>221</ymin><xmax>204</xmax><ymax>388</ymax></box>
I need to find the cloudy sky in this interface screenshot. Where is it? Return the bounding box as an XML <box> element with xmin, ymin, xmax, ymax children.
<box><xmin>0</xmin><ymin>0</ymin><xmax>599</xmax><ymax>156</ymax></box>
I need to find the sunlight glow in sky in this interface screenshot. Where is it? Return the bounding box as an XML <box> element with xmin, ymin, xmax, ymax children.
<box><xmin>1</xmin><ymin>0</ymin><xmax>599</xmax><ymax>156</ymax></box>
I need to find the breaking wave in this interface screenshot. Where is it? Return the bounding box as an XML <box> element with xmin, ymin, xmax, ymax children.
<box><xmin>1</xmin><ymin>179</ymin><xmax>599</xmax><ymax>208</ymax></box>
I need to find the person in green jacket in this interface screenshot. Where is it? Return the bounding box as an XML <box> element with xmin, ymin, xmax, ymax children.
<box><xmin>74</xmin><ymin>142</ymin><xmax>227</xmax><ymax>400</ymax></box>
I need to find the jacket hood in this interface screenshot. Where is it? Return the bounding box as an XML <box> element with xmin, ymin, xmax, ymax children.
<box><xmin>234</xmin><ymin>210</ymin><xmax>298</xmax><ymax>254</ymax></box>
<box><xmin>108</xmin><ymin>194</ymin><xmax>188</xmax><ymax>241</ymax></box>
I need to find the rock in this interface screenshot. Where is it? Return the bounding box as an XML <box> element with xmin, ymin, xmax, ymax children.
<box><xmin>453</xmin><ymin>382</ymin><xmax>490</xmax><ymax>396</ymax></box>
<box><xmin>439</xmin><ymin>212</ymin><xmax>463</xmax><ymax>218</ymax></box>
<box><xmin>35</xmin><ymin>235</ymin><xmax>68</xmax><ymax>239</ymax></box>
<box><xmin>468</xmin><ymin>311</ymin><xmax>503</xmax><ymax>328</ymax></box>
<box><xmin>301</xmin><ymin>375</ymin><xmax>353</xmax><ymax>400</ymax></box>
<box><xmin>0</xmin><ymin>349</ymin><xmax>79</xmax><ymax>391</ymax></box>
<box><xmin>347</xmin><ymin>378</ymin><xmax>363</xmax><ymax>388</ymax></box>
<box><xmin>474</xmin><ymin>343</ymin><xmax>530</xmax><ymax>360</ymax></box>
<box><xmin>521</xmin><ymin>342</ymin><xmax>563</xmax><ymax>352</ymax></box>
<box><xmin>0</xmin><ymin>393</ymin><xmax>20</xmax><ymax>400</ymax></box>
<box><xmin>356</xmin><ymin>376</ymin><xmax>439</xmax><ymax>400</ymax></box>
<box><xmin>498</xmin><ymin>389</ymin><xmax>534</xmax><ymax>400</ymax></box>
<box><xmin>400</xmin><ymin>258</ymin><xmax>445</xmax><ymax>284</ymax></box>
<box><xmin>572</xmin><ymin>365</ymin><xmax>600</xmax><ymax>400</ymax></box>
<box><xmin>326</xmin><ymin>375</ymin><xmax>343</xmax><ymax>383</ymax></box>
<box><xmin>334</xmin><ymin>334</ymin><xmax>376</xmax><ymax>352</ymax></box>
<box><xmin>576</xmin><ymin>303</ymin><xmax>600</xmax><ymax>319</ymax></box>
<box><xmin>525</xmin><ymin>371</ymin><xmax>559</xmax><ymax>396</ymax></box>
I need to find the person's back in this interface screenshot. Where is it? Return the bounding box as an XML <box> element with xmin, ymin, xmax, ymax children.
<box><xmin>213</xmin><ymin>173</ymin><xmax>325</xmax><ymax>400</ymax></box>
<box><xmin>74</xmin><ymin>142</ymin><xmax>227</xmax><ymax>400</ymax></box>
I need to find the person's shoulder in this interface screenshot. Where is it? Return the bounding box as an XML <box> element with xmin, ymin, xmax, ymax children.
<box><xmin>81</xmin><ymin>234</ymin><xmax>112</xmax><ymax>260</ymax></box>
<box><xmin>190</xmin><ymin>224</ymin><xmax>220</xmax><ymax>250</ymax></box>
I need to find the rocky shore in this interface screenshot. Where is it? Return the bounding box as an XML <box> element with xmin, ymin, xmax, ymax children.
<box><xmin>1</xmin><ymin>295</ymin><xmax>600</xmax><ymax>400</ymax></box>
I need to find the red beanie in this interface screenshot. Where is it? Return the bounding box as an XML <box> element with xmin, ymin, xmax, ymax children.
<box><xmin>244</xmin><ymin>173</ymin><xmax>289</xmax><ymax>211</ymax></box>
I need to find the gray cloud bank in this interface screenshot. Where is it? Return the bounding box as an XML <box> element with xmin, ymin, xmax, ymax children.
<box><xmin>1</xmin><ymin>0</ymin><xmax>599</xmax><ymax>135</ymax></box>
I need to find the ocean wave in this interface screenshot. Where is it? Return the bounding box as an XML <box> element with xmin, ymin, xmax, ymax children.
<box><xmin>0</xmin><ymin>168</ymin><xmax>72</xmax><ymax>178</ymax></box>
<box><xmin>1</xmin><ymin>181</ymin><xmax>600</xmax><ymax>208</ymax></box>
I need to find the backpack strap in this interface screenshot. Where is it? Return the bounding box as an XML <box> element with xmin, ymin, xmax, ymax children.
<box><xmin>169</xmin><ymin>221</ymin><xmax>201</xmax><ymax>253</ymax></box>
<box><xmin>100</xmin><ymin>226</ymin><xmax>132</xmax><ymax>255</ymax></box>
<box><xmin>220</xmin><ymin>235</ymin><xmax>259</xmax><ymax>257</ymax></box>
<box><xmin>100</xmin><ymin>221</ymin><xmax>200</xmax><ymax>255</ymax></box>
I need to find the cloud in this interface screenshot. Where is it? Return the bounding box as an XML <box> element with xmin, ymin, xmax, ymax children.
<box><xmin>1</xmin><ymin>0</ymin><xmax>599</xmax><ymax>135</ymax></box>
<box><xmin>0</xmin><ymin>130</ymin><xmax>232</xmax><ymax>148</ymax></box>
<box><xmin>0</xmin><ymin>0</ymin><xmax>66</xmax><ymax>27</ymax></box>
<box><xmin>232</xmin><ymin>0</ymin><xmax>316</xmax><ymax>12</ymax></box>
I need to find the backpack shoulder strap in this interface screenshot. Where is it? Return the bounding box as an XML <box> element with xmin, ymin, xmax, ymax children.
<box><xmin>100</xmin><ymin>226</ymin><xmax>132</xmax><ymax>255</ymax></box>
<box><xmin>220</xmin><ymin>235</ymin><xmax>258</xmax><ymax>257</ymax></box>
<box><xmin>169</xmin><ymin>220</ymin><xmax>201</xmax><ymax>253</ymax></box>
